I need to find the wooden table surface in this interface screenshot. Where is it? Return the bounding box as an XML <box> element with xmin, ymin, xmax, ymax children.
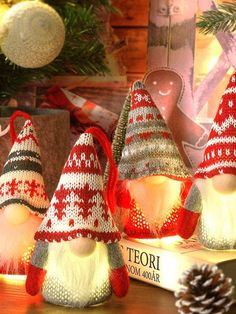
<box><xmin>0</xmin><ymin>277</ymin><xmax>236</xmax><ymax>314</ymax></box>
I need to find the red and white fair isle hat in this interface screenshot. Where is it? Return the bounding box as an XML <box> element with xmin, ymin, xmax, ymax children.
<box><xmin>195</xmin><ymin>73</ymin><xmax>236</xmax><ymax>179</ymax></box>
<box><xmin>0</xmin><ymin>111</ymin><xmax>49</xmax><ymax>216</ymax></box>
<box><xmin>35</xmin><ymin>128</ymin><xmax>120</xmax><ymax>243</ymax></box>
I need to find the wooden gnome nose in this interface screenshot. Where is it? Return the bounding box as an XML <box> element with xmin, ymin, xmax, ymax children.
<box><xmin>4</xmin><ymin>203</ymin><xmax>30</xmax><ymax>225</ymax></box>
<box><xmin>69</xmin><ymin>237</ymin><xmax>96</xmax><ymax>257</ymax></box>
<box><xmin>212</xmin><ymin>174</ymin><xmax>236</xmax><ymax>194</ymax></box>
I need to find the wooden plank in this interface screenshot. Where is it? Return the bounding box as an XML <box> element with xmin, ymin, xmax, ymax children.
<box><xmin>113</xmin><ymin>28</ymin><xmax>148</xmax><ymax>74</ymax></box>
<box><xmin>0</xmin><ymin>278</ymin><xmax>178</xmax><ymax>314</ymax></box>
<box><xmin>111</xmin><ymin>0</ymin><xmax>149</xmax><ymax>27</ymax></box>
<box><xmin>1</xmin><ymin>277</ymin><xmax>236</xmax><ymax>314</ymax></box>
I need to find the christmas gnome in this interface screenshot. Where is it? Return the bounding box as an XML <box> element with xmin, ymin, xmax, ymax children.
<box><xmin>0</xmin><ymin>111</ymin><xmax>49</xmax><ymax>274</ymax></box>
<box><xmin>116</xmin><ymin>81</ymin><xmax>192</xmax><ymax>238</ymax></box>
<box><xmin>178</xmin><ymin>73</ymin><xmax>236</xmax><ymax>250</ymax></box>
<box><xmin>25</xmin><ymin>127</ymin><xmax>129</xmax><ymax>308</ymax></box>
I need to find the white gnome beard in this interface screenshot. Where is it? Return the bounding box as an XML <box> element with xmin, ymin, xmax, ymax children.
<box><xmin>46</xmin><ymin>241</ymin><xmax>110</xmax><ymax>307</ymax></box>
<box><xmin>0</xmin><ymin>210</ymin><xmax>41</xmax><ymax>272</ymax></box>
<box><xmin>127</xmin><ymin>178</ymin><xmax>182</xmax><ymax>234</ymax></box>
<box><xmin>197</xmin><ymin>179</ymin><xmax>236</xmax><ymax>246</ymax></box>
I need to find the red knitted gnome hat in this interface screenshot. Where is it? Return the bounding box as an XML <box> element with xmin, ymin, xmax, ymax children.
<box><xmin>118</xmin><ymin>81</ymin><xmax>190</xmax><ymax>181</ymax></box>
<box><xmin>0</xmin><ymin>111</ymin><xmax>49</xmax><ymax>217</ymax></box>
<box><xmin>195</xmin><ymin>73</ymin><xmax>236</xmax><ymax>179</ymax></box>
<box><xmin>35</xmin><ymin>127</ymin><xmax>120</xmax><ymax>243</ymax></box>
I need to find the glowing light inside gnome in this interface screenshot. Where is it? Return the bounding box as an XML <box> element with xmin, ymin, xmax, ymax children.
<box><xmin>0</xmin><ymin>113</ymin><xmax>50</xmax><ymax>275</ymax></box>
<box><xmin>0</xmin><ymin>274</ymin><xmax>26</xmax><ymax>285</ymax></box>
<box><xmin>69</xmin><ymin>238</ymin><xmax>96</xmax><ymax>257</ymax></box>
<box><xmin>45</xmin><ymin>241</ymin><xmax>111</xmax><ymax>306</ymax></box>
<box><xmin>4</xmin><ymin>204</ymin><xmax>30</xmax><ymax>225</ymax></box>
<box><xmin>127</xmin><ymin>176</ymin><xmax>182</xmax><ymax>231</ymax></box>
<box><xmin>196</xmin><ymin>179</ymin><xmax>236</xmax><ymax>248</ymax></box>
<box><xmin>140</xmin><ymin>175</ymin><xmax>167</xmax><ymax>185</ymax></box>
<box><xmin>212</xmin><ymin>174</ymin><xmax>236</xmax><ymax>195</ymax></box>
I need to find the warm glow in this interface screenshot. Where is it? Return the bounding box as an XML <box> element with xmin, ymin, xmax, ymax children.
<box><xmin>136</xmin><ymin>236</ymin><xmax>182</xmax><ymax>247</ymax></box>
<box><xmin>45</xmin><ymin>241</ymin><xmax>110</xmax><ymax>307</ymax></box>
<box><xmin>212</xmin><ymin>174</ymin><xmax>236</xmax><ymax>194</ymax></box>
<box><xmin>4</xmin><ymin>204</ymin><xmax>30</xmax><ymax>225</ymax></box>
<box><xmin>139</xmin><ymin>175</ymin><xmax>167</xmax><ymax>185</ymax></box>
<box><xmin>195</xmin><ymin>30</ymin><xmax>231</xmax><ymax>120</ymax></box>
<box><xmin>205</xmin><ymin>40</ymin><xmax>221</xmax><ymax>73</ymax></box>
<box><xmin>197</xmin><ymin>179</ymin><xmax>236</xmax><ymax>249</ymax></box>
<box><xmin>195</xmin><ymin>36</ymin><xmax>222</xmax><ymax>77</ymax></box>
<box><xmin>0</xmin><ymin>210</ymin><xmax>40</xmax><ymax>273</ymax></box>
<box><xmin>127</xmin><ymin>178</ymin><xmax>182</xmax><ymax>234</ymax></box>
<box><xmin>0</xmin><ymin>274</ymin><xmax>26</xmax><ymax>285</ymax></box>
<box><xmin>69</xmin><ymin>237</ymin><xmax>96</xmax><ymax>257</ymax></box>
<box><xmin>0</xmin><ymin>4</ymin><xmax>9</xmax><ymax>23</ymax></box>
<box><xmin>21</xmin><ymin>245</ymin><xmax>34</xmax><ymax>263</ymax></box>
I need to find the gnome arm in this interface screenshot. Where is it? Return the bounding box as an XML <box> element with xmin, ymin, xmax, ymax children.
<box><xmin>177</xmin><ymin>184</ymin><xmax>202</xmax><ymax>239</ymax></box>
<box><xmin>107</xmin><ymin>242</ymin><xmax>129</xmax><ymax>298</ymax></box>
<box><xmin>25</xmin><ymin>240</ymin><xmax>49</xmax><ymax>296</ymax></box>
<box><xmin>116</xmin><ymin>180</ymin><xmax>132</xmax><ymax>209</ymax></box>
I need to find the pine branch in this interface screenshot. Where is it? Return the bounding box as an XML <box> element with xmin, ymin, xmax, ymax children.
<box><xmin>0</xmin><ymin>0</ymin><xmax>117</xmax><ymax>101</ymax></box>
<box><xmin>197</xmin><ymin>1</ymin><xmax>236</xmax><ymax>34</ymax></box>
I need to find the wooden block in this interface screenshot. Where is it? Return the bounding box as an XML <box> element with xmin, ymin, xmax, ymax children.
<box><xmin>113</xmin><ymin>28</ymin><xmax>148</xmax><ymax>74</ymax></box>
<box><xmin>111</xmin><ymin>0</ymin><xmax>149</xmax><ymax>27</ymax></box>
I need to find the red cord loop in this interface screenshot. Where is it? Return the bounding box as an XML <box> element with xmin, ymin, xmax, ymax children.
<box><xmin>9</xmin><ymin>111</ymin><xmax>32</xmax><ymax>144</ymax></box>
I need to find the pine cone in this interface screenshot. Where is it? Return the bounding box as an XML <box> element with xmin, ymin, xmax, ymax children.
<box><xmin>175</xmin><ymin>264</ymin><xmax>234</xmax><ymax>314</ymax></box>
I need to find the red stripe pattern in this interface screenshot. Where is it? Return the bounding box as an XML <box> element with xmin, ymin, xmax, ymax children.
<box><xmin>195</xmin><ymin>73</ymin><xmax>236</xmax><ymax>178</ymax></box>
<box><xmin>118</xmin><ymin>81</ymin><xmax>190</xmax><ymax>181</ymax></box>
<box><xmin>0</xmin><ymin>119</ymin><xmax>49</xmax><ymax>216</ymax></box>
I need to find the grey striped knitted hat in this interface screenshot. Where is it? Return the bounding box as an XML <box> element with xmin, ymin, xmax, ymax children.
<box><xmin>118</xmin><ymin>81</ymin><xmax>190</xmax><ymax>181</ymax></box>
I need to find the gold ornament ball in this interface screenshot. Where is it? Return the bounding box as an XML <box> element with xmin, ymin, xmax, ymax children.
<box><xmin>0</xmin><ymin>0</ymin><xmax>65</xmax><ymax>68</ymax></box>
<box><xmin>4</xmin><ymin>203</ymin><xmax>30</xmax><ymax>225</ymax></box>
<box><xmin>0</xmin><ymin>4</ymin><xmax>9</xmax><ymax>23</ymax></box>
<box><xmin>69</xmin><ymin>237</ymin><xmax>97</xmax><ymax>257</ymax></box>
<box><xmin>212</xmin><ymin>174</ymin><xmax>236</xmax><ymax>194</ymax></box>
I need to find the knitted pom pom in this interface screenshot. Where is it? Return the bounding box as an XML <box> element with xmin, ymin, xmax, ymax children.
<box><xmin>25</xmin><ymin>264</ymin><xmax>46</xmax><ymax>296</ymax></box>
<box><xmin>110</xmin><ymin>265</ymin><xmax>129</xmax><ymax>298</ymax></box>
<box><xmin>175</xmin><ymin>264</ymin><xmax>234</xmax><ymax>314</ymax></box>
<box><xmin>9</xmin><ymin>110</ymin><xmax>32</xmax><ymax>143</ymax></box>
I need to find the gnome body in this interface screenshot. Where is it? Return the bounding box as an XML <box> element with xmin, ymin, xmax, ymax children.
<box><xmin>117</xmin><ymin>81</ymin><xmax>191</xmax><ymax>239</ymax></box>
<box><xmin>178</xmin><ymin>73</ymin><xmax>236</xmax><ymax>250</ymax></box>
<box><xmin>26</xmin><ymin>130</ymin><xmax>129</xmax><ymax>307</ymax></box>
<box><xmin>0</xmin><ymin>113</ymin><xmax>49</xmax><ymax>273</ymax></box>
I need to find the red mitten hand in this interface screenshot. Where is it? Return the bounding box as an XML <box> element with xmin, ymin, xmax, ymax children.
<box><xmin>177</xmin><ymin>207</ymin><xmax>200</xmax><ymax>239</ymax></box>
<box><xmin>25</xmin><ymin>264</ymin><xmax>46</xmax><ymax>296</ymax></box>
<box><xmin>110</xmin><ymin>265</ymin><xmax>129</xmax><ymax>298</ymax></box>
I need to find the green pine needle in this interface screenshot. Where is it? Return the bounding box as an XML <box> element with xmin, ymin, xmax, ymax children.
<box><xmin>197</xmin><ymin>1</ymin><xmax>236</xmax><ymax>34</ymax></box>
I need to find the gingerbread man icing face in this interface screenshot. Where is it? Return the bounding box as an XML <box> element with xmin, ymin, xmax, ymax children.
<box><xmin>144</xmin><ymin>69</ymin><xmax>183</xmax><ymax>121</ymax></box>
<box><xmin>144</xmin><ymin>68</ymin><xmax>208</xmax><ymax>168</ymax></box>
